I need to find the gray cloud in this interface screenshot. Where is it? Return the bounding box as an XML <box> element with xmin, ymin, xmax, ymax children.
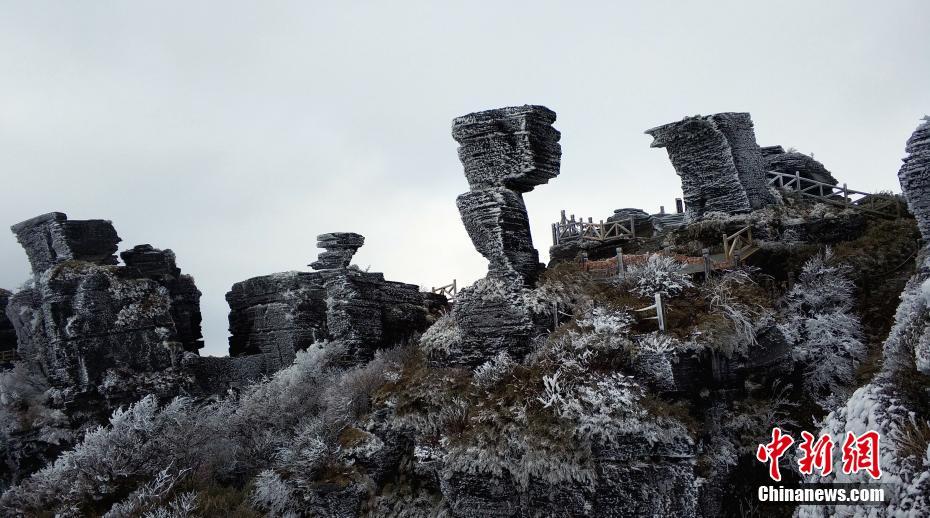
<box><xmin>1</xmin><ymin>1</ymin><xmax>928</xmax><ymax>355</ymax></box>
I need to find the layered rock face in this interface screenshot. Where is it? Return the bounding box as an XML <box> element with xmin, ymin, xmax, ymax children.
<box><xmin>121</xmin><ymin>245</ymin><xmax>203</xmax><ymax>353</ymax></box>
<box><xmin>710</xmin><ymin>112</ymin><xmax>775</xmax><ymax>209</ymax></box>
<box><xmin>897</xmin><ymin>117</ymin><xmax>930</xmax><ymax>240</ymax></box>
<box><xmin>0</xmin><ymin>289</ymin><xmax>15</xmax><ymax>364</ymax></box>
<box><xmin>11</xmin><ymin>212</ymin><xmax>120</xmax><ymax>273</ymax></box>
<box><xmin>762</xmin><ymin>145</ymin><xmax>839</xmax><ymax>185</ymax></box>
<box><xmin>445</xmin><ymin>105</ymin><xmax>561</xmax><ymax>366</ymax></box>
<box><xmin>646</xmin><ymin>112</ymin><xmax>774</xmax><ymax>218</ymax></box>
<box><xmin>309</xmin><ymin>232</ymin><xmax>364</xmax><ymax>270</ymax></box>
<box><xmin>224</xmin><ymin>233</ymin><xmax>445</xmax><ymax>376</ymax></box>
<box><xmin>5</xmin><ymin>214</ymin><xmax>202</xmax><ymax>393</ymax></box>
<box><xmin>646</xmin><ymin>116</ymin><xmax>752</xmax><ymax>218</ymax></box>
<box><xmin>452</xmin><ymin>105</ymin><xmax>560</xmax><ymax>284</ymax></box>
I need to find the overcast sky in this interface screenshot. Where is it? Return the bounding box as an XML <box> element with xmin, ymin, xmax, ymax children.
<box><xmin>1</xmin><ymin>1</ymin><xmax>928</xmax><ymax>356</ymax></box>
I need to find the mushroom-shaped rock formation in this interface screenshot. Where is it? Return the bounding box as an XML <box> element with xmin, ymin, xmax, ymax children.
<box><xmin>447</xmin><ymin>105</ymin><xmax>560</xmax><ymax>366</ymax></box>
<box><xmin>452</xmin><ymin>105</ymin><xmax>561</xmax><ymax>284</ymax></box>
<box><xmin>309</xmin><ymin>232</ymin><xmax>365</xmax><ymax>270</ymax></box>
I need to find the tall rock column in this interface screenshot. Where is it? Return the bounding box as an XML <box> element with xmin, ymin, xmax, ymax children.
<box><xmin>898</xmin><ymin>117</ymin><xmax>930</xmax><ymax>241</ymax></box>
<box><xmin>646</xmin><ymin>116</ymin><xmax>752</xmax><ymax>218</ymax></box>
<box><xmin>646</xmin><ymin>112</ymin><xmax>775</xmax><ymax>218</ymax></box>
<box><xmin>448</xmin><ymin>105</ymin><xmax>561</xmax><ymax>366</ymax></box>
<box><xmin>709</xmin><ymin>112</ymin><xmax>775</xmax><ymax>209</ymax></box>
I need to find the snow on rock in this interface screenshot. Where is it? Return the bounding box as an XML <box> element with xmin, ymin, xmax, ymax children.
<box><xmin>224</xmin><ymin>233</ymin><xmax>445</xmax><ymax>376</ymax></box>
<box><xmin>11</xmin><ymin>212</ymin><xmax>121</xmax><ymax>274</ymax></box>
<box><xmin>898</xmin><ymin>117</ymin><xmax>930</xmax><ymax>241</ymax></box>
<box><xmin>444</xmin><ymin>105</ymin><xmax>561</xmax><ymax>367</ymax></box>
<box><xmin>761</xmin><ymin>145</ymin><xmax>839</xmax><ymax>186</ymax></box>
<box><xmin>645</xmin><ymin>114</ymin><xmax>756</xmax><ymax>218</ymax></box>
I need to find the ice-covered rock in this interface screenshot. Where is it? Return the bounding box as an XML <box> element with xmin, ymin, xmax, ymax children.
<box><xmin>309</xmin><ymin>232</ymin><xmax>365</xmax><ymax>270</ymax></box>
<box><xmin>226</xmin><ymin>234</ymin><xmax>445</xmax><ymax>372</ymax></box>
<box><xmin>710</xmin><ymin>112</ymin><xmax>776</xmax><ymax>209</ymax></box>
<box><xmin>121</xmin><ymin>244</ymin><xmax>203</xmax><ymax>353</ymax></box>
<box><xmin>762</xmin><ymin>145</ymin><xmax>839</xmax><ymax>186</ymax></box>
<box><xmin>446</xmin><ymin>105</ymin><xmax>561</xmax><ymax>366</ymax></box>
<box><xmin>5</xmin><ymin>216</ymin><xmax>209</xmax><ymax>394</ymax></box>
<box><xmin>0</xmin><ymin>288</ymin><xmax>16</xmax><ymax>364</ymax></box>
<box><xmin>645</xmin><ymin>115</ymin><xmax>754</xmax><ymax>218</ymax></box>
<box><xmin>897</xmin><ymin>117</ymin><xmax>930</xmax><ymax>240</ymax></box>
<box><xmin>11</xmin><ymin>212</ymin><xmax>121</xmax><ymax>274</ymax></box>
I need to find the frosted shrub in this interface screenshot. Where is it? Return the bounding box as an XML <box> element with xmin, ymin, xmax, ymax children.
<box><xmin>623</xmin><ymin>254</ymin><xmax>694</xmax><ymax>297</ymax></box>
<box><xmin>103</xmin><ymin>467</ymin><xmax>194</xmax><ymax>518</ymax></box>
<box><xmin>577</xmin><ymin>306</ymin><xmax>634</xmax><ymax>335</ymax></box>
<box><xmin>419</xmin><ymin>312</ymin><xmax>461</xmax><ymax>358</ymax></box>
<box><xmin>250</xmin><ymin>470</ymin><xmax>298</xmax><ymax>517</ymax></box>
<box><xmin>472</xmin><ymin>351</ymin><xmax>515</xmax><ymax>391</ymax></box>
<box><xmin>779</xmin><ymin>250</ymin><xmax>865</xmax><ymax>410</ymax></box>
<box><xmin>705</xmin><ymin>268</ymin><xmax>769</xmax><ymax>355</ymax></box>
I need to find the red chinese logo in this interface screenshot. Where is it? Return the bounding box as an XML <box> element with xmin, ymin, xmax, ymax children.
<box><xmin>798</xmin><ymin>431</ymin><xmax>834</xmax><ymax>476</ymax></box>
<box><xmin>755</xmin><ymin>429</ymin><xmax>882</xmax><ymax>480</ymax></box>
<box><xmin>756</xmin><ymin>427</ymin><xmax>795</xmax><ymax>481</ymax></box>
<box><xmin>841</xmin><ymin>431</ymin><xmax>881</xmax><ymax>479</ymax></box>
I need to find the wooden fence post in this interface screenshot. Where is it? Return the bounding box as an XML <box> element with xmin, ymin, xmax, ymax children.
<box><xmin>702</xmin><ymin>248</ymin><xmax>711</xmax><ymax>279</ymax></box>
<box><xmin>580</xmin><ymin>252</ymin><xmax>588</xmax><ymax>270</ymax></box>
<box><xmin>552</xmin><ymin>302</ymin><xmax>559</xmax><ymax>330</ymax></box>
<box><xmin>843</xmin><ymin>183</ymin><xmax>849</xmax><ymax>204</ymax></box>
<box><xmin>733</xmin><ymin>250</ymin><xmax>741</xmax><ymax>267</ymax></box>
<box><xmin>552</xmin><ymin>223</ymin><xmax>558</xmax><ymax>245</ymax></box>
<box><xmin>616</xmin><ymin>247</ymin><xmax>624</xmax><ymax>278</ymax></box>
<box><xmin>795</xmin><ymin>171</ymin><xmax>802</xmax><ymax>192</ymax></box>
<box><xmin>630</xmin><ymin>216</ymin><xmax>636</xmax><ymax>238</ymax></box>
<box><xmin>655</xmin><ymin>293</ymin><xmax>666</xmax><ymax>332</ymax></box>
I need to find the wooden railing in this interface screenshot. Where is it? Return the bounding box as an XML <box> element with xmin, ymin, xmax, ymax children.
<box><xmin>0</xmin><ymin>349</ymin><xmax>16</xmax><ymax>363</ymax></box>
<box><xmin>722</xmin><ymin>225</ymin><xmax>755</xmax><ymax>262</ymax></box>
<box><xmin>552</xmin><ymin>210</ymin><xmax>636</xmax><ymax>245</ymax></box>
<box><xmin>634</xmin><ymin>293</ymin><xmax>667</xmax><ymax>332</ymax></box>
<box><xmin>767</xmin><ymin>171</ymin><xmax>901</xmax><ymax>218</ymax></box>
<box><xmin>431</xmin><ymin>279</ymin><xmax>457</xmax><ymax>302</ymax></box>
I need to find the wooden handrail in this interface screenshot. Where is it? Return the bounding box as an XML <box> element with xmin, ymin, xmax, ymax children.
<box><xmin>766</xmin><ymin>171</ymin><xmax>899</xmax><ymax>218</ymax></box>
<box><xmin>431</xmin><ymin>279</ymin><xmax>457</xmax><ymax>301</ymax></box>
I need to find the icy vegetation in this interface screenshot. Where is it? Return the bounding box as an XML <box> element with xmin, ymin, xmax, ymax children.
<box><xmin>779</xmin><ymin>250</ymin><xmax>866</xmax><ymax>410</ymax></box>
<box><xmin>2</xmin><ymin>110</ymin><xmax>929</xmax><ymax>516</ymax></box>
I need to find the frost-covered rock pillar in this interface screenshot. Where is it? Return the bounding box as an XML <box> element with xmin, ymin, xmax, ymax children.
<box><xmin>5</xmin><ymin>213</ymin><xmax>199</xmax><ymax>397</ymax></box>
<box><xmin>448</xmin><ymin>105</ymin><xmax>561</xmax><ymax>366</ymax></box>
<box><xmin>898</xmin><ymin>117</ymin><xmax>930</xmax><ymax>241</ymax></box>
<box><xmin>709</xmin><ymin>112</ymin><xmax>775</xmax><ymax>209</ymax></box>
<box><xmin>646</xmin><ymin>114</ymin><xmax>761</xmax><ymax>218</ymax></box>
<box><xmin>452</xmin><ymin>105</ymin><xmax>560</xmax><ymax>285</ymax></box>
